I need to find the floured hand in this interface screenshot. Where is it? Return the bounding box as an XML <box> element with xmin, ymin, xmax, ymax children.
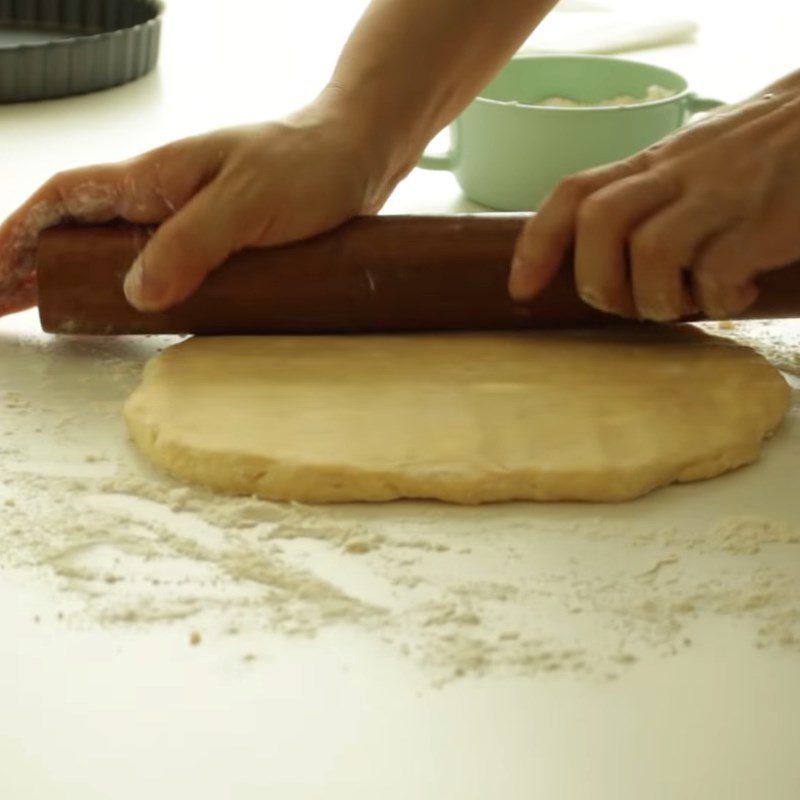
<box><xmin>0</xmin><ymin>91</ymin><xmax>386</xmax><ymax>316</ymax></box>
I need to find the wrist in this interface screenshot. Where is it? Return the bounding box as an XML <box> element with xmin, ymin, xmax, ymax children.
<box><xmin>313</xmin><ymin>82</ymin><xmax>423</xmax><ymax>211</ymax></box>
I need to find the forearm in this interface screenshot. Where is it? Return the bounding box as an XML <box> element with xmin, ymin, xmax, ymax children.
<box><xmin>324</xmin><ymin>0</ymin><xmax>557</xmax><ymax>204</ymax></box>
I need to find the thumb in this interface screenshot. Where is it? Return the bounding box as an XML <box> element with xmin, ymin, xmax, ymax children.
<box><xmin>508</xmin><ymin>210</ymin><xmax>572</xmax><ymax>303</ymax></box>
<box><xmin>123</xmin><ymin>184</ymin><xmax>239</xmax><ymax>312</ymax></box>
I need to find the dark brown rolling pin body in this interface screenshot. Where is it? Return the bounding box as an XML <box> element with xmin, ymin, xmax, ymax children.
<box><xmin>37</xmin><ymin>214</ymin><xmax>800</xmax><ymax>335</ymax></box>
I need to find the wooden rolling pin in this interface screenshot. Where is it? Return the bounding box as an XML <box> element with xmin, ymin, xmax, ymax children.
<box><xmin>37</xmin><ymin>214</ymin><xmax>800</xmax><ymax>335</ymax></box>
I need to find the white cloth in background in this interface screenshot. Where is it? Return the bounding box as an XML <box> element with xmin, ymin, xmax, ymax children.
<box><xmin>522</xmin><ymin>3</ymin><xmax>698</xmax><ymax>54</ymax></box>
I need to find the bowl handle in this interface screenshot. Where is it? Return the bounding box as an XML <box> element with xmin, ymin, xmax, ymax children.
<box><xmin>419</xmin><ymin>149</ymin><xmax>457</xmax><ymax>170</ymax></box>
<box><xmin>419</xmin><ymin>119</ymin><xmax>462</xmax><ymax>170</ymax></box>
<box><xmin>687</xmin><ymin>93</ymin><xmax>726</xmax><ymax>115</ymax></box>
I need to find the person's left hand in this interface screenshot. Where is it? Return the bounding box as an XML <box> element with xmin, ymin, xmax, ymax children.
<box><xmin>508</xmin><ymin>70</ymin><xmax>800</xmax><ymax>321</ymax></box>
<box><xmin>0</xmin><ymin>91</ymin><xmax>388</xmax><ymax>318</ymax></box>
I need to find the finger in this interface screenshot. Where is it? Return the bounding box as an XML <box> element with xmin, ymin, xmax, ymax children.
<box><xmin>0</xmin><ymin>168</ymin><xmax>112</xmax><ymax>314</ymax></box>
<box><xmin>0</xmin><ymin>163</ymin><xmax>162</xmax><ymax>308</ymax></box>
<box><xmin>3</xmin><ymin>164</ymin><xmax>122</xmax><ymax>230</ymax></box>
<box><xmin>692</xmin><ymin>231</ymin><xmax>760</xmax><ymax>318</ymax></box>
<box><xmin>509</xmin><ymin>155</ymin><xmax>648</xmax><ymax>301</ymax></box>
<box><xmin>628</xmin><ymin>197</ymin><xmax>731</xmax><ymax>321</ymax></box>
<box><xmin>573</xmin><ymin>170</ymin><xmax>679</xmax><ymax>317</ymax></box>
<box><xmin>0</xmin><ymin>165</ymin><xmax>123</xmax><ymax>272</ymax></box>
<box><xmin>0</xmin><ymin>142</ymin><xmax>224</xmax><ymax>317</ymax></box>
<box><xmin>1</xmin><ymin>158</ymin><xmax>175</xmax><ymax>239</ymax></box>
<box><xmin>123</xmin><ymin>183</ymin><xmax>242</xmax><ymax>311</ymax></box>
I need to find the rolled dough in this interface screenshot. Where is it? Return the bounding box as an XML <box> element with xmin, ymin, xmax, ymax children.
<box><xmin>123</xmin><ymin>330</ymin><xmax>791</xmax><ymax>504</ymax></box>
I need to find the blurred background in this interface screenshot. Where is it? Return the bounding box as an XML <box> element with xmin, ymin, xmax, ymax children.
<box><xmin>1</xmin><ymin>0</ymin><xmax>797</xmax><ymax>216</ymax></box>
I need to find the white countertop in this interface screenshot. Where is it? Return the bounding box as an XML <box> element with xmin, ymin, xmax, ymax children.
<box><xmin>1</xmin><ymin>1</ymin><xmax>799</xmax><ymax>797</ymax></box>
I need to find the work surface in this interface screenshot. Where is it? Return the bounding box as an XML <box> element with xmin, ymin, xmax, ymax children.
<box><xmin>2</xmin><ymin>1</ymin><xmax>800</xmax><ymax>798</ymax></box>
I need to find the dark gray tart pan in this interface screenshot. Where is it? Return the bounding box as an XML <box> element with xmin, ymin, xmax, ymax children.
<box><xmin>0</xmin><ymin>0</ymin><xmax>163</xmax><ymax>102</ymax></box>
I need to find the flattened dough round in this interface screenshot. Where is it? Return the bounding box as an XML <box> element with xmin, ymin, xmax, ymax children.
<box><xmin>124</xmin><ymin>330</ymin><xmax>791</xmax><ymax>504</ymax></box>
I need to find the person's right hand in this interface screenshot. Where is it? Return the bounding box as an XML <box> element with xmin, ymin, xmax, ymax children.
<box><xmin>508</xmin><ymin>70</ymin><xmax>800</xmax><ymax>322</ymax></box>
<box><xmin>0</xmin><ymin>91</ymin><xmax>388</xmax><ymax>316</ymax></box>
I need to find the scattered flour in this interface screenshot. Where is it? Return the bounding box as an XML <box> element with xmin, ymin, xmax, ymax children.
<box><xmin>0</xmin><ymin>320</ymin><xmax>799</xmax><ymax>684</ymax></box>
<box><xmin>702</xmin><ymin>320</ymin><xmax>800</xmax><ymax>379</ymax></box>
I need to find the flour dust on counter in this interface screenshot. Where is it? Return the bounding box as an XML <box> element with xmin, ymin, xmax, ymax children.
<box><xmin>0</xmin><ymin>320</ymin><xmax>799</xmax><ymax>685</ymax></box>
<box><xmin>701</xmin><ymin>320</ymin><xmax>800</xmax><ymax>380</ymax></box>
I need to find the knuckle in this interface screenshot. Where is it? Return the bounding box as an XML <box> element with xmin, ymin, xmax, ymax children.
<box><xmin>43</xmin><ymin>169</ymin><xmax>79</xmax><ymax>197</ymax></box>
<box><xmin>46</xmin><ymin>169</ymin><xmax>70</xmax><ymax>186</ymax></box>
<box><xmin>143</xmin><ymin>139</ymin><xmax>187</xmax><ymax>166</ymax></box>
<box><xmin>694</xmin><ymin>252</ymin><xmax>727</xmax><ymax>282</ymax></box>
<box><xmin>553</xmin><ymin>173</ymin><xmax>592</xmax><ymax>203</ymax></box>
<box><xmin>690</xmin><ymin>185</ymin><xmax>734</xmax><ymax>213</ymax></box>
<box><xmin>635</xmin><ymin>147</ymin><xmax>662</xmax><ymax>168</ymax></box>
<box><xmin>643</xmin><ymin>165</ymin><xmax>676</xmax><ymax>196</ymax></box>
<box><xmin>575</xmin><ymin>195</ymin><xmax>608</xmax><ymax>229</ymax></box>
<box><xmin>630</xmin><ymin>229</ymin><xmax>670</xmax><ymax>265</ymax></box>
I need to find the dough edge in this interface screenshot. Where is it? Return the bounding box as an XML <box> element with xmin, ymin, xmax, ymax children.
<box><xmin>122</xmin><ymin>333</ymin><xmax>792</xmax><ymax>505</ymax></box>
<box><xmin>123</xmin><ymin>401</ymin><xmax>788</xmax><ymax>505</ymax></box>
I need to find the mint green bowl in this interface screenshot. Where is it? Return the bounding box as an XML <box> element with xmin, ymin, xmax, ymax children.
<box><xmin>420</xmin><ymin>54</ymin><xmax>722</xmax><ymax>210</ymax></box>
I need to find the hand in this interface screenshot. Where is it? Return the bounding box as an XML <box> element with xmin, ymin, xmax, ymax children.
<box><xmin>0</xmin><ymin>90</ymin><xmax>387</xmax><ymax>315</ymax></box>
<box><xmin>508</xmin><ymin>71</ymin><xmax>800</xmax><ymax>321</ymax></box>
